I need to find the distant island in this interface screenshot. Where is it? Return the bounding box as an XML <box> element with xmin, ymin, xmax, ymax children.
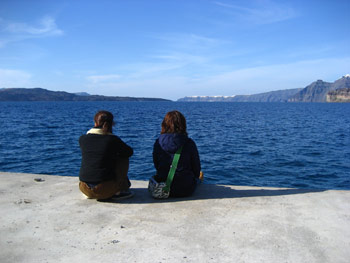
<box><xmin>178</xmin><ymin>75</ymin><xmax>350</xmax><ymax>102</ymax></box>
<box><xmin>0</xmin><ymin>88</ymin><xmax>170</xmax><ymax>102</ymax></box>
<box><xmin>2</xmin><ymin>75</ymin><xmax>349</xmax><ymax>103</ymax></box>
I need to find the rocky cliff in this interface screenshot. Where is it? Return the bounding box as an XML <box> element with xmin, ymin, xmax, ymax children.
<box><xmin>327</xmin><ymin>88</ymin><xmax>350</xmax><ymax>102</ymax></box>
<box><xmin>288</xmin><ymin>75</ymin><xmax>350</xmax><ymax>102</ymax></box>
<box><xmin>287</xmin><ymin>80</ymin><xmax>332</xmax><ymax>102</ymax></box>
<box><xmin>178</xmin><ymin>75</ymin><xmax>350</xmax><ymax>103</ymax></box>
<box><xmin>231</xmin><ymin>88</ymin><xmax>302</xmax><ymax>102</ymax></box>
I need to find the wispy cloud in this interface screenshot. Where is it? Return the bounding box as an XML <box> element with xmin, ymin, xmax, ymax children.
<box><xmin>5</xmin><ymin>16</ymin><xmax>63</xmax><ymax>35</ymax></box>
<box><xmin>214</xmin><ymin>0</ymin><xmax>297</xmax><ymax>25</ymax></box>
<box><xmin>0</xmin><ymin>68</ymin><xmax>31</xmax><ymax>87</ymax></box>
<box><xmin>190</xmin><ymin>57</ymin><xmax>350</xmax><ymax>95</ymax></box>
<box><xmin>0</xmin><ymin>16</ymin><xmax>63</xmax><ymax>48</ymax></box>
<box><xmin>84</xmin><ymin>57</ymin><xmax>350</xmax><ymax>100</ymax></box>
<box><xmin>151</xmin><ymin>52</ymin><xmax>208</xmax><ymax>67</ymax></box>
<box><xmin>154</xmin><ymin>33</ymin><xmax>228</xmax><ymax>51</ymax></box>
<box><xmin>84</xmin><ymin>31</ymin><xmax>235</xmax><ymax>89</ymax></box>
<box><xmin>87</xmin><ymin>33</ymin><xmax>227</xmax><ymax>83</ymax></box>
<box><xmin>87</xmin><ymin>74</ymin><xmax>121</xmax><ymax>83</ymax></box>
<box><xmin>141</xmin><ymin>33</ymin><xmax>230</xmax><ymax>76</ymax></box>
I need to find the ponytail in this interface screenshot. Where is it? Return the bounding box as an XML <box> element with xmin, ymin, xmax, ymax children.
<box><xmin>94</xmin><ymin>111</ymin><xmax>115</xmax><ymax>134</ymax></box>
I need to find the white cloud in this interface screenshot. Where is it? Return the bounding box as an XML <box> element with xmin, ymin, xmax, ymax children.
<box><xmin>0</xmin><ymin>68</ymin><xmax>32</xmax><ymax>87</ymax></box>
<box><xmin>5</xmin><ymin>16</ymin><xmax>63</xmax><ymax>36</ymax></box>
<box><xmin>214</xmin><ymin>0</ymin><xmax>297</xmax><ymax>25</ymax></box>
<box><xmin>84</xmin><ymin>76</ymin><xmax>190</xmax><ymax>99</ymax></box>
<box><xmin>186</xmin><ymin>57</ymin><xmax>350</xmax><ymax>95</ymax></box>
<box><xmin>154</xmin><ymin>33</ymin><xmax>227</xmax><ymax>51</ymax></box>
<box><xmin>138</xmin><ymin>33</ymin><xmax>229</xmax><ymax>77</ymax></box>
<box><xmin>0</xmin><ymin>16</ymin><xmax>63</xmax><ymax>48</ymax></box>
<box><xmin>83</xmin><ymin>57</ymin><xmax>350</xmax><ymax>100</ymax></box>
<box><xmin>87</xmin><ymin>74</ymin><xmax>121</xmax><ymax>83</ymax></box>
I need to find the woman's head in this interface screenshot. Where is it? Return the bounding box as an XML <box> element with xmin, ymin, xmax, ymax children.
<box><xmin>94</xmin><ymin>110</ymin><xmax>115</xmax><ymax>133</ymax></box>
<box><xmin>161</xmin><ymin>110</ymin><xmax>187</xmax><ymax>135</ymax></box>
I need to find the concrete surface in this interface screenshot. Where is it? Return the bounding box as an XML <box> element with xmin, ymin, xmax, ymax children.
<box><xmin>0</xmin><ymin>172</ymin><xmax>349</xmax><ymax>263</ymax></box>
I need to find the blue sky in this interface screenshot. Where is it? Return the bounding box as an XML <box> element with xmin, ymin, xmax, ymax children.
<box><xmin>0</xmin><ymin>0</ymin><xmax>349</xmax><ymax>100</ymax></box>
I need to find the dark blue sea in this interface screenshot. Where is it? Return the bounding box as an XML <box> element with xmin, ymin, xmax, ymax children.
<box><xmin>0</xmin><ymin>101</ymin><xmax>349</xmax><ymax>190</ymax></box>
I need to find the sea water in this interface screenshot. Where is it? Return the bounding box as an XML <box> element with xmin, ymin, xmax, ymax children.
<box><xmin>0</xmin><ymin>101</ymin><xmax>349</xmax><ymax>190</ymax></box>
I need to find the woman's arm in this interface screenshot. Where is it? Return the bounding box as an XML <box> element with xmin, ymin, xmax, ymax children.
<box><xmin>114</xmin><ymin>136</ymin><xmax>133</xmax><ymax>158</ymax></box>
<box><xmin>189</xmin><ymin>139</ymin><xmax>201</xmax><ymax>178</ymax></box>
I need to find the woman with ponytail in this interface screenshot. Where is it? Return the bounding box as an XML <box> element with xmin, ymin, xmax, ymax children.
<box><xmin>78</xmin><ymin>110</ymin><xmax>134</xmax><ymax>201</ymax></box>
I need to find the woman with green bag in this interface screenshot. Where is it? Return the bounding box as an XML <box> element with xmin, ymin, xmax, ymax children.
<box><xmin>150</xmin><ymin>110</ymin><xmax>201</xmax><ymax>198</ymax></box>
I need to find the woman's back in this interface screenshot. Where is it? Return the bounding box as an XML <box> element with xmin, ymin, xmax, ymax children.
<box><xmin>152</xmin><ymin>111</ymin><xmax>201</xmax><ymax>197</ymax></box>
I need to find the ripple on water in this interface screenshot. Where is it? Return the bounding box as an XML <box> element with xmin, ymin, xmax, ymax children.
<box><xmin>0</xmin><ymin>101</ymin><xmax>350</xmax><ymax>190</ymax></box>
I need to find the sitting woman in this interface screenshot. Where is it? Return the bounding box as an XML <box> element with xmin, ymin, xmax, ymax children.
<box><xmin>153</xmin><ymin>110</ymin><xmax>201</xmax><ymax>197</ymax></box>
<box><xmin>79</xmin><ymin>110</ymin><xmax>134</xmax><ymax>201</ymax></box>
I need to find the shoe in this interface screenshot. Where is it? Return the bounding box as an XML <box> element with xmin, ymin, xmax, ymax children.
<box><xmin>111</xmin><ymin>191</ymin><xmax>134</xmax><ymax>200</ymax></box>
<box><xmin>97</xmin><ymin>191</ymin><xmax>134</xmax><ymax>202</ymax></box>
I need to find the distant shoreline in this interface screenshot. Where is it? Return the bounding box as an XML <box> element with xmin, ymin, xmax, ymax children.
<box><xmin>0</xmin><ymin>88</ymin><xmax>171</xmax><ymax>102</ymax></box>
<box><xmin>177</xmin><ymin>75</ymin><xmax>350</xmax><ymax>102</ymax></box>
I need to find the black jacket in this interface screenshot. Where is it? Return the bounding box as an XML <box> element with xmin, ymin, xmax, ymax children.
<box><xmin>153</xmin><ymin>133</ymin><xmax>201</xmax><ymax>197</ymax></box>
<box><xmin>79</xmin><ymin>133</ymin><xmax>133</xmax><ymax>183</ymax></box>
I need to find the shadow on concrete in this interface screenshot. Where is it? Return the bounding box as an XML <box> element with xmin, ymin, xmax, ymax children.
<box><xmin>101</xmin><ymin>184</ymin><xmax>326</xmax><ymax>204</ymax></box>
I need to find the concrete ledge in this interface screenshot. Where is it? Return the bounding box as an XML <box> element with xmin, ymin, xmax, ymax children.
<box><xmin>1</xmin><ymin>172</ymin><xmax>349</xmax><ymax>263</ymax></box>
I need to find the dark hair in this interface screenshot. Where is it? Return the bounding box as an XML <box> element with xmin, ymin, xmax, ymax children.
<box><xmin>161</xmin><ymin>110</ymin><xmax>187</xmax><ymax>135</ymax></box>
<box><xmin>94</xmin><ymin>110</ymin><xmax>115</xmax><ymax>133</ymax></box>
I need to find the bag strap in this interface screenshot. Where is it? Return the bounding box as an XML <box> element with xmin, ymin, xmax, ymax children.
<box><xmin>163</xmin><ymin>146</ymin><xmax>183</xmax><ymax>193</ymax></box>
